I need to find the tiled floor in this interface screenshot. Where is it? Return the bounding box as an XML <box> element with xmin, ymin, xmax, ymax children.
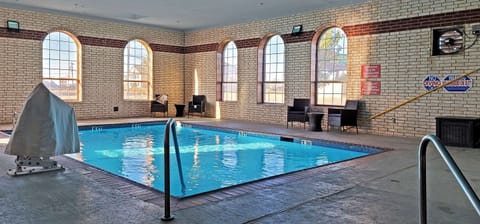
<box><xmin>1</xmin><ymin>117</ymin><xmax>479</xmax><ymax>223</ymax></box>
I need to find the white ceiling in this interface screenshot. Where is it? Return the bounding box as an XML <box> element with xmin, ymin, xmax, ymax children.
<box><xmin>0</xmin><ymin>0</ymin><xmax>366</xmax><ymax>31</ymax></box>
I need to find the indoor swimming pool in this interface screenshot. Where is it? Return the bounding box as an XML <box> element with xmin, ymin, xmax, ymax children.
<box><xmin>67</xmin><ymin>122</ymin><xmax>381</xmax><ymax>197</ymax></box>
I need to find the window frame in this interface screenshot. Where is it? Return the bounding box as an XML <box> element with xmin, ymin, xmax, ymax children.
<box><xmin>257</xmin><ymin>34</ymin><xmax>285</xmax><ymax>104</ymax></box>
<box><xmin>42</xmin><ymin>31</ymin><xmax>82</xmax><ymax>101</ymax></box>
<box><xmin>312</xmin><ymin>27</ymin><xmax>348</xmax><ymax>106</ymax></box>
<box><xmin>123</xmin><ymin>39</ymin><xmax>152</xmax><ymax>101</ymax></box>
<box><xmin>218</xmin><ymin>40</ymin><xmax>238</xmax><ymax>102</ymax></box>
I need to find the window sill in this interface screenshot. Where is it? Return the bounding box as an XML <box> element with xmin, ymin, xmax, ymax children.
<box><xmin>219</xmin><ymin>100</ymin><xmax>238</xmax><ymax>103</ymax></box>
<box><xmin>258</xmin><ymin>102</ymin><xmax>285</xmax><ymax>106</ymax></box>
<box><xmin>123</xmin><ymin>99</ymin><xmax>151</xmax><ymax>102</ymax></box>
<box><xmin>64</xmin><ymin>100</ymin><xmax>82</xmax><ymax>103</ymax></box>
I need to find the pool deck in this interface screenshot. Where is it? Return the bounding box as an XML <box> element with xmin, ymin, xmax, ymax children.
<box><xmin>0</xmin><ymin>117</ymin><xmax>479</xmax><ymax>224</ymax></box>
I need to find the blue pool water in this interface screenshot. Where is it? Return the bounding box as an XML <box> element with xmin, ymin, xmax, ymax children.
<box><xmin>67</xmin><ymin>123</ymin><xmax>379</xmax><ymax>197</ymax></box>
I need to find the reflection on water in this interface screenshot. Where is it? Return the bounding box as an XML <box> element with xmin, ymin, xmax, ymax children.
<box><xmin>68</xmin><ymin>125</ymin><xmax>370</xmax><ymax>197</ymax></box>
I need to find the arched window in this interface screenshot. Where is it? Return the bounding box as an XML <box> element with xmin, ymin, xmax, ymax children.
<box><xmin>263</xmin><ymin>35</ymin><xmax>284</xmax><ymax>104</ymax></box>
<box><xmin>123</xmin><ymin>39</ymin><xmax>152</xmax><ymax>100</ymax></box>
<box><xmin>222</xmin><ymin>41</ymin><xmax>238</xmax><ymax>101</ymax></box>
<box><xmin>42</xmin><ymin>31</ymin><xmax>81</xmax><ymax>100</ymax></box>
<box><xmin>316</xmin><ymin>27</ymin><xmax>347</xmax><ymax>105</ymax></box>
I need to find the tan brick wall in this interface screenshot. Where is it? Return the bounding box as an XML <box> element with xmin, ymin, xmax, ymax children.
<box><xmin>0</xmin><ymin>7</ymin><xmax>184</xmax><ymax>123</ymax></box>
<box><xmin>1</xmin><ymin>0</ymin><xmax>480</xmax><ymax>138</ymax></box>
<box><xmin>184</xmin><ymin>0</ymin><xmax>480</xmax><ymax>137</ymax></box>
<box><xmin>0</xmin><ymin>38</ymin><xmax>42</xmax><ymax>123</ymax></box>
<box><xmin>185</xmin><ymin>0</ymin><xmax>480</xmax><ymax>46</ymax></box>
<box><xmin>184</xmin><ymin>52</ymin><xmax>217</xmax><ymax>117</ymax></box>
<box><xmin>153</xmin><ymin>52</ymin><xmax>185</xmax><ymax>116</ymax></box>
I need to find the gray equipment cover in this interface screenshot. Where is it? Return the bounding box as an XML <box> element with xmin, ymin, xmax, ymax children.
<box><xmin>5</xmin><ymin>83</ymin><xmax>80</xmax><ymax>157</ymax></box>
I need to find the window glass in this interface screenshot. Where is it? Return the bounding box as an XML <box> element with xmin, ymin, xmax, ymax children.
<box><xmin>263</xmin><ymin>35</ymin><xmax>285</xmax><ymax>104</ymax></box>
<box><xmin>124</xmin><ymin>40</ymin><xmax>151</xmax><ymax>100</ymax></box>
<box><xmin>222</xmin><ymin>41</ymin><xmax>238</xmax><ymax>101</ymax></box>
<box><xmin>317</xmin><ymin>28</ymin><xmax>347</xmax><ymax>105</ymax></box>
<box><xmin>42</xmin><ymin>31</ymin><xmax>80</xmax><ymax>100</ymax></box>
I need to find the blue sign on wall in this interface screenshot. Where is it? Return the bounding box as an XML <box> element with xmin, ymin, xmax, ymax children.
<box><xmin>423</xmin><ymin>75</ymin><xmax>442</xmax><ymax>91</ymax></box>
<box><xmin>443</xmin><ymin>74</ymin><xmax>473</xmax><ymax>92</ymax></box>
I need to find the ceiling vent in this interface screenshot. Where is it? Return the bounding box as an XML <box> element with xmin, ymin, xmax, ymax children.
<box><xmin>432</xmin><ymin>27</ymin><xmax>464</xmax><ymax>55</ymax></box>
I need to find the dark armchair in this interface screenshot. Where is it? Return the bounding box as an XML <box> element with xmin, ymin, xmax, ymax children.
<box><xmin>188</xmin><ymin>95</ymin><xmax>206</xmax><ymax>117</ymax></box>
<box><xmin>287</xmin><ymin>98</ymin><xmax>310</xmax><ymax>129</ymax></box>
<box><xmin>151</xmin><ymin>100</ymin><xmax>168</xmax><ymax>117</ymax></box>
<box><xmin>327</xmin><ymin>100</ymin><xmax>359</xmax><ymax>133</ymax></box>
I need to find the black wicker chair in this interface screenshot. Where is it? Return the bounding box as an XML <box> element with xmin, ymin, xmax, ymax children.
<box><xmin>327</xmin><ymin>100</ymin><xmax>359</xmax><ymax>133</ymax></box>
<box><xmin>188</xmin><ymin>95</ymin><xmax>206</xmax><ymax>117</ymax></box>
<box><xmin>287</xmin><ymin>98</ymin><xmax>310</xmax><ymax>129</ymax></box>
<box><xmin>151</xmin><ymin>100</ymin><xmax>168</xmax><ymax>117</ymax></box>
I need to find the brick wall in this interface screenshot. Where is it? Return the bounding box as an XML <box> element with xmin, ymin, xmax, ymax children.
<box><xmin>1</xmin><ymin>0</ymin><xmax>480</xmax><ymax>138</ymax></box>
<box><xmin>184</xmin><ymin>52</ymin><xmax>217</xmax><ymax>117</ymax></box>
<box><xmin>0</xmin><ymin>7</ymin><xmax>185</xmax><ymax>123</ymax></box>
<box><xmin>184</xmin><ymin>0</ymin><xmax>480</xmax><ymax>137</ymax></box>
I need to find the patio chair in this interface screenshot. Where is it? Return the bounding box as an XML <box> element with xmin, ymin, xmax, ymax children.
<box><xmin>188</xmin><ymin>95</ymin><xmax>206</xmax><ymax>117</ymax></box>
<box><xmin>151</xmin><ymin>94</ymin><xmax>168</xmax><ymax>117</ymax></box>
<box><xmin>327</xmin><ymin>100</ymin><xmax>359</xmax><ymax>134</ymax></box>
<box><xmin>151</xmin><ymin>100</ymin><xmax>168</xmax><ymax>117</ymax></box>
<box><xmin>287</xmin><ymin>98</ymin><xmax>310</xmax><ymax>129</ymax></box>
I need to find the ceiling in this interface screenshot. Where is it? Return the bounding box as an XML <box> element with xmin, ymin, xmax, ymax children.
<box><xmin>0</xmin><ymin>0</ymin><xmax>366</xmax><ymax>31</ymax></box>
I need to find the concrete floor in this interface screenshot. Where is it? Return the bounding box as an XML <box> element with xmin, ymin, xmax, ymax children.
<box><xmin>0</xmin><ymin>117</ymin><xmax>479</xmax><ymax>224</ymax></box>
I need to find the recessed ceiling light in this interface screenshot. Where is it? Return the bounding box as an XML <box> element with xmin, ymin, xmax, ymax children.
<box><xmin>74</xmin><ymin>3</ymin><xmax>85</xmax><ymax>8</ymax></box>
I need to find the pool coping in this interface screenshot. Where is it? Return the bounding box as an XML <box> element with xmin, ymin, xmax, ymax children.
<box><xmin>62</xmin><ymin>120</ymin><xmax>388</xmax><ymax>210</ymax></box>
<box><xmin>59</xmin><ymin>146</ymin><xmax>384</xmax><ymax>211</ymax></box>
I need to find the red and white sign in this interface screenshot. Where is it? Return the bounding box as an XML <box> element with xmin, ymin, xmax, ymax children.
<box><xmin>361</xmin><ymin>64</ymin><xmax>381</xmax><ymax>79</ymax></box>
<box><xmin>361</xmin><ymin>81</ymin><xmax>381</xmax><ymax>95</ymax></box>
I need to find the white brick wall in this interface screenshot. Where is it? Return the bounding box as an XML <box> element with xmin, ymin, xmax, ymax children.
<box><xmin>1</xmin><ymin>0</ymin><xmax>480</xmax><ymax>138</ymax></box>
<box><xmin>0</xmin><ymin>7</ymin><xmax>184</xmax><ymax>123</ymax></box>
<box><xmin>185</xmin><ymin>0</ymin><xmax>480</xmax><ymax>137</ymax></box>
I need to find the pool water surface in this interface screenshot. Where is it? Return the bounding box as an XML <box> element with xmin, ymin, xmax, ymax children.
<box><xmin>67</xmin><ymin>123</ymin><xmax>380</xmax><ymax>197</ymax></box>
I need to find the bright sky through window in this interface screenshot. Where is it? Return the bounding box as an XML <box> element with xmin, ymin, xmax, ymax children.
<box><xmin>123</xmin><ymin>40</ymin><xmax>151</xmax><ymax>100</ymax></box>
<box><xmin>263</xmin><ymin>35</ymin><xmax>285</xmax><ymax>104</ymax></box>
<box><xmin>42</xmin><ymin>31</ymin><xmax>80</xmax><ymax>101</ymax></box>
<box><xmin>222</xmin><ymin>41</ymin><xmax>238</xmax><ymax>101</ymax></box>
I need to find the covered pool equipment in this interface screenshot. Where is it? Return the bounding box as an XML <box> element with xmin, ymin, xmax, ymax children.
<box><xmin>5</xmin><ymin>83</ymin><xmax>80</xmax><ymax>176</ymax></box>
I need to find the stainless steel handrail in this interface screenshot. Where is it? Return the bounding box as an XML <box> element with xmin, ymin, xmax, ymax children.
<box><xmin>171</xmin><ymin>120</ymin><xmax>186</xmax><ymax>192</ymax></box>
<box><xmin>419</xmin><ymin>134</ymin><xmax>480</xmax><ymax>224</ymax></box>
<box><xmin>162</xmin><ymin>118</ymin><xmax>186</xmax><ymax>221</ymax></box>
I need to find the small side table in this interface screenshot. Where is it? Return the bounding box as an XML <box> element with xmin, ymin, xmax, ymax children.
<box><xmin>174</xmin><ymin>104</ymin><xmax>185</xmax><ymax>117</ymax></box>
<box><xmin>308</xmin><ymin>112</ymin><xmax>324</xmax><ymax>132</ymax></box>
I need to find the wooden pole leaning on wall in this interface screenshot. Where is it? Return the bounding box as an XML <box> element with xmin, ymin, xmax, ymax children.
<box><xmin>368</xmin><ymin>68</ymin><xmax>480</xmax><ymax>121</ymax></box>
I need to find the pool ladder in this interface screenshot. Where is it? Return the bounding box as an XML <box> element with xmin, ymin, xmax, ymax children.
<box><xmin>418</xmin><ymin>135</ymin><xmax>480</xmax><ymax>224</ymax></box>
<box><xmin>162</xmin><ymin>118</ymin><xmax>186</xmax><ymax>221</ymax></box>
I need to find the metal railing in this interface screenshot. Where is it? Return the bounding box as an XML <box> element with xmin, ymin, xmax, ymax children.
<box><xmin>162</xmin><ymin>118</ymin><xmax>186</xmax><ymax>221</ymax></box>
<box><xmin>418</xmin><ymin>134</ymin><xmax>480</xmax><ymax>224</ymax></box>
<box><xmin>370</xmin><ymin>68</ymin><xmax>480</xmax><ymax>120</ymax></box>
